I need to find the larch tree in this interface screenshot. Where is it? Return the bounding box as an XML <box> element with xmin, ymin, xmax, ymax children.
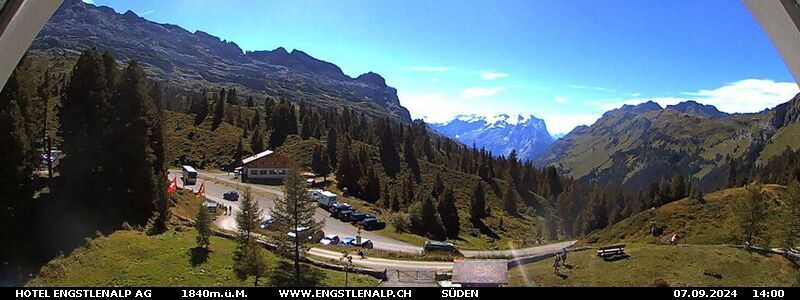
<box><xmin>234</xmin><ymin>187</ymin><xmax>268</xmax><ymax>285</ymax></box>
<box><xmin>269</xmin><ymin>165</ymin><xmax>323</xmax><ymax>285</ymax></box>
<box><xmin>733</xmin><ymin>184</ymin><xmax>769</xmax><ymax>247</ymax></box>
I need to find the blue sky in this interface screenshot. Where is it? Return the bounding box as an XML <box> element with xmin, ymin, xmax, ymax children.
<box><xmin>84</xmin><ymin>0</ymin><xmax>799</xmax><ymax>135</ymax></box>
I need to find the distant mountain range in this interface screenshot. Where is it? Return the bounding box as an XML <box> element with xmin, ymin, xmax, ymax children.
<box><xmin>535</xmin><ymin>98</ymin><xmax>800</xmax><ymax>192</ymax></box>
<box><xmin>430</xmin><ymin>114</ymin><xmax>554</xmax><ymax>161</ymax></box>
<box><xmin>29</xmin><ymin>0</ymin><xmax>411</xmax><ymax>122</ymax></box>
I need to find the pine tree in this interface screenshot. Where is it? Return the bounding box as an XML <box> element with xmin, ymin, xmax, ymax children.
<box><xmin>432</xmin><ymin>171</ymin><xmax>445</xmax><ymax>198</ymax></box>
<box><xmin>232</xmin><ymin>188</ymin><xmax>268</xmax><ymax>286</ymax></box>
<box><xmin>421</xmin><ymin>193</ymin><xmax>445</xmax><ymax>240</ymax></box>
<box><xmin>250</xmin><ymin>127</ymin><xmax>264</xmax><ymax>154</ymax></box>
<box><xmin>726</xmin><ymin>155</ymin><xmax>737</xmax><ymax>188</ymax></box>
<box><xmin>269</xmin><ymin>165</ymin><xmax>323</xmax><ymax>285</ymax></box>
<box><xmin>362</xmin><ymin>166</ymin><xmax>381</xmax><ymax>203</ymax></box>
<box><xmin>403</xmin><ymin>133</ymin><xmax>420</xmax><ymax>182</ymax></box>
<box><xmin>378</xmin><ymin>120</ymin><xmax>401</xmax><ymax>177</ymax></box>
<box><xmin>311</xmin><ymin>145</ymin><xmax>330</xmax><ymax>176</ymax></box>
<box><xmin>778</xmin><ymin>181</ymin><xmax>800</xmax><ymax>249</ymax></box>
<box><xmin>193</xmin><ymin>93</ymin><xmax>209</xmax><ymax>126</ymax></box>
<box><xmin>545</xmin><ymin>165</ymin><xmax>563</xmax><ymax>198</ymax></box>
<box><xmin>300</xmin><ymin>119</ymin><xmax>312</xmax><ymax>140</ymax></box>
<box><xmin>0</xmin><ymin>57</ymin><xmax>35</xmax><ymax>271</ymax></box>
<box><xmin>437</xmin><ymin>187</ymin><xmax>460</xmax><ymax>238</ymax></box>
<box><xmin>234</xmin><ymin>138</ymin><xmax>244</xmax><ymax>166</ymax></box>
<box><xmin>246</xmin><ymin>96</ymin><xmax>255</xmax><ymax>107</ymax></box>
<box><xmin>114</xmin><ymin>60</ymin><xmax>164</xmax><ymax>227</ymax></box>
<box><xmin>195</xmin><ymin>202</ymin><xmax>212</xmax><ymax>249</ymax></box>
<box><xmin>335</xmin><ymin>139</ymin><xmax>357</xmax><ymax>192</ymax></box>
<box><xmin>227</xmin><ymin>88</ymin><xmax>239</xmax><ymax>105</ymax></box>
<box><xmin>212</xmin><ymin>94</ymin><xmax>225</xmax><ymax>130</ymax></box>
<box><xmin>470</xmin><ymin>183</ymin><xmax>486</xmax><ymax>221</ymax></box>
<box><xmin>733</xmin><ymin>184</ymin><xmax>769</xmax><ymax>247</ymax></box>
<box><xmin>59</xmin><ymin>48</ymin><xmax>111</xmax><ymax>226</ymax></box>
<box><xmin>503</xmin><ymin>175</ymin><xmax>517</xmax><ymax>215</ymax></box>
<box><xmin>235</xmin><ymin>187</ymin><xmax>261</xmax><ymax>246</ymax></box>
<box><xmin>326</xmin><ymin>126</ymin><xmax>338</xmax><ymax>166</ymax></box>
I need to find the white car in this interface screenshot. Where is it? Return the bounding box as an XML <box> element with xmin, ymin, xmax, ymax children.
<box><xmin>320</xmin><ymin>234</ymin><xmax>340</xmax><ymax>246</ymax></box>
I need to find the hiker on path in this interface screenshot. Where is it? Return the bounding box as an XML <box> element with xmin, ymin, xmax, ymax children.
<box><xmin>553</xmin><ymin>253</ymin><xmax>562</xmax><ymax>274</ymax></box>
<box><xmin>670</xmin><ymin>233</ymin><xmax>678</xmax><ymax>246</ymax></box>
<box><xmin>561</xmin><ymin>247</ymin><xmax>568</xmax><ymax>264</ymax></box>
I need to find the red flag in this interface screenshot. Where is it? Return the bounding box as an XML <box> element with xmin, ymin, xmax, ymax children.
<box><xmin>196</xmin><ymin>183</ymin><xmax>205</xmax><ymax>199</ymax></box>
<box><xmin>167</xmin><ymin>177</ymin><xmax>178</xmax><ymax>193</ymax></box>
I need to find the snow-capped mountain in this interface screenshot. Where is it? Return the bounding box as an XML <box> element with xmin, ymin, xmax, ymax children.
<box><xmin>430</xmin><ymin>114</ymin><xmax>555</xmax><ymax>161</ymax></box>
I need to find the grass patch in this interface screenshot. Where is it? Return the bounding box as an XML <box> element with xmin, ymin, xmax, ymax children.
<box><xmin>584</xmin><ymin>185</ymin><xmax>786</xmax><ymax>247</ymax></box>
<box><xmin>508</xmin><ymin>243</ymin><xmax>798</xmax><ymax>287</ymax></box>
<box><xmin>27</xmin><ymin>229</ymin><xmax>378</xmax><ymax>287</ymax></box>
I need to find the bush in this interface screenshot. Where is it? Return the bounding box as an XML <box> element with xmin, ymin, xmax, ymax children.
<box><xmin>391</xmin><ymin>213</ymin><xmax>411</xmax><ymax>233</ymax></box>
<box><xmin>652</xmin><ymin>278</ymin><xmax>670</xmax><ymax>287</ymax></box>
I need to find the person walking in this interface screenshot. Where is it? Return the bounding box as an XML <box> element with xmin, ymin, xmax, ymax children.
<box><xmin>553</xmin><ymin>253</ymin><xmax>562</xmax><ymax>274</ymax></box>
<box><xmin>561</xmin><ymin>247</ymin><xmax>568</xmax><ymax>264</ymax></box>
<box><xmin>670</xmin><ymin>233</ymin><xmax>678</xmax><ymax>246</ymax></box>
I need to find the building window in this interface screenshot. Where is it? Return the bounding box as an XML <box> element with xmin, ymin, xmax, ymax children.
<box><xmin>250</xmin><ymin>170</ymin><xmax>257</xmax><ymax>175</ymax></box>
<box><xmin>269</xmin><ymin>169</ymin><xmax>277</xmax><ymax>175</ymax></box>
<box><xmin>278</xmin><ymin>169</ymin><xmax>286</xmax><ymax>175</ymax></box>
<box><xmin>259</xmin><ymin>170</ymin><xmax>268</xmax><ymax>175</ymax></box>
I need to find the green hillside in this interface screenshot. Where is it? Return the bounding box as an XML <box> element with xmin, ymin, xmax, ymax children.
<box><xmin>583</xmin><ymin>185</ymin><xmax>785</xmax><ymax>246</ymax></box>
<box><xmin>759</xmin><ymin>123</ymin><xmax>800</xmax><ymax>162</ymax></box>
<box><xmin>536</xmin><ymin>103</ymin><xmax>764</xmax><ymax>192</ymax></box>
<box><xmin>26</xmin><ymin>229</ymin><xmax>377</xmax><ymax>287</ymax></box>
<box><xmin>509</xmin><ymin>243</ymin><xmax>797</xmax><ymax>287</ymax></box>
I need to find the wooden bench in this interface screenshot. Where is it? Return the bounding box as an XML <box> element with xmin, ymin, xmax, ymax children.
<box><xmin>597</xmin><ymin>244</ymin><xmax>626</xmax><ymax>259</ymax></box>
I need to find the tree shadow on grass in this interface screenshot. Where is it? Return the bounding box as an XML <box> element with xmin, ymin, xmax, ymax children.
<box><xmin>189</xmin><ymin>247</ymin><xmax>211</xmax><ymax>266</ymax></box>
<box><xmin>269</xmin><ymin>261</ymin><xmax>328</xmax><ymax>287</ymax></box>
<box><xmin>471</xmin><ymin>219</ymin><xmax>500</xmax><ymax>239</ymax></box>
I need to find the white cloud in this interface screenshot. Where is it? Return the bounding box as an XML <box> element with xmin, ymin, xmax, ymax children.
<box><xmin>554</xmin><ymin>96</ymin><xmax>568</xmax><ymax>104</ymax></box>
<box><xmin>409</xmin><ymin>66</ymin><xmax>448</xmax><ymax>72</ymax></box>
<box><xmin>480</xmin><ymin>72</ymin><xmax>508</xmax><ymax>80</ymax></box>
<box><xmin>460</xmin><ymin>87</ymin><xmax>506</xmax><ymax>99</ymax></box>
<box><xmin>142</xmin><ymin>10</ymin><xmax>156</xmax><ymax>15</ymax></box>
<box><xmin>682</xmin><ymin>79</ymin><xmax>798</xmax><ymax>113</ymax></box>
<box><xmin>541</xmin><ymin>114</ymin><xmax>602</xmax><ymax>136</ymax></box>
<box><xmin>592</xmin><ymin>79</ymin><xmax>799</xmax><ymax>114</ymax></box>
<box><xmin>82</xmin><ymin>0</ymin><xmax>96</xmax><ymax>4</ymax></box>
<box><xmin>398</xmin><ymin>92</ymin><xmax>464</xmax><ymax>123</ymax></box>
<box><xmin>565</xmin><ymin>84</ymin><xmax>616</xmax><ymax>93</ymax></box>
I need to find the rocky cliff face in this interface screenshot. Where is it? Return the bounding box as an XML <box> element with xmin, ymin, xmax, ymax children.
<box><xmin>30</xmin><ymin>0</ymin><xmax>412</xmax><ymax>122</ymax></box>
<box><xmin>430</xmin><ymin>114</ymin><xmax>554</xmax><ymax>161</ymax></box>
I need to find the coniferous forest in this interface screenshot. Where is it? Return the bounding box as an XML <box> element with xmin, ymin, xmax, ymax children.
<box><xmin>3</xmin><ymin>47</ymin><xmax>800</xmax><ymax>284</ymax></box>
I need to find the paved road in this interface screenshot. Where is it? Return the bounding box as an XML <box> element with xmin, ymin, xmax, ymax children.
<box><xmin>461</xmin><ymin>240</ymin><xmax>577</xmax><ymax>258</ymax></box>
<box><xmin>168</xmin><ymin>170</ymin><xmax>423</xmax><ymax>254</ymax></box>
<box><xmin>168</xmin><ymin>170</ymin><xmax>577</xmax><ymax>269</ymax></box>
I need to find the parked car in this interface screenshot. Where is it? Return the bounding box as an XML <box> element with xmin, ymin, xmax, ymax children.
<box><xmin>349</xmin><ymin>212</ymin><xmax>371</xmax><ymax>224</ymax></box>
<box><xmin>423</xmin><ymin>241</ymin><xmax>458</xmax><ymax>254</ymax></box>
<box><xmin>320</xmin><ymin>234</ymin><xmax>340</xmax><ymax>246</ymax></box>
<box><xmin>223</xmin><ymin>191</ymin><xmax>239</xmax><ymax>201</ymax></box>
<box><xmin>337</xmin><ymin>210</ymin><xmax>355</xmax><ymax>222</ymax></box>
<box><xmin>340</xmin><ymin>236</ymin><xmax>356</xmax><ymax>246</ymax></box>
<box><xmin>349</xmin><ymin>238</ymin><xmax>374</xmax><ymax>249</ymax></box>
<box><xmin>329</xmin><ymin>202</ymin><xmax>352</xmax><ymax>215</ymax></box>
<box><xmin>287</xmin><ymin>227</ymin><xmax>323</xmax><ymax>242</ymax></box>
<box><xmin>260</xmin><ymin>217</ymin><xmax>273</xmax><ymax>229</ymax></box>
<box><xmin>360</xmin><ymin>218</ymin><xmax>386</xmax><ymax>230</ymax></box>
